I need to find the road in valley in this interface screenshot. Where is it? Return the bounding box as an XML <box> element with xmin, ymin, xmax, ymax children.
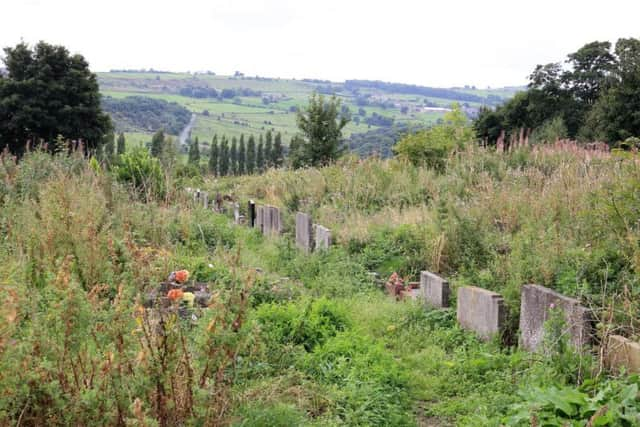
<box><xmin>179</xmin><ymin>113</ymin><xmax>197</xmax><ymax>146</ymax></box>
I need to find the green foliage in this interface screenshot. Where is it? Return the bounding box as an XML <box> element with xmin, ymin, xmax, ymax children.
<box><xmin>116</xmin><ymin>132</ymin><xmax>126</xmax><ymax>155</ymax></box>
<box><xmin>150</xmin><ymin>129</ymin><xmax>164</xmax><ymax>158</ymax></box>
<box><xmin>0</xmin><ymin>41</ymin><xmax>112</xmax><ymax>155</ymax></box>
<box><xmin>101</xmin><ymin>95</ymin><xmax>191</xmax><ymax>135</ymax></box>
<box><xmin>393</xmin><ymin>104</ymin><xmax>473</xmax><ymax>170</ymax></box>
<box><xmin>113</xmin><ymin>147</ymin><xmax>165</xmax><ymax>199</ymax></box>
<box><xmin>292</xmin><ymin>93</ymin><xmax>350</xmax><ymax>167</ymax></box>
<box><xmin>530</xmin><ymin>116</ymin><xmax>569</xmax><ymax>144</ymax></box>
<box><xmin>187</xmin><ymin>136</ymin><xmax>200</xmax><ymax>165</ymax></box>
<box><xmin>209</xmin><ymin>135</ymin><xmax>219</xmax><ymax>175</ymax></box>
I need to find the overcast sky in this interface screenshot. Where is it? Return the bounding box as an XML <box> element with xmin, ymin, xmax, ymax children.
<box><xmin>2</xmin><ymin>0</ymin><xmax>638</xmax><ymax>88</ymax></box>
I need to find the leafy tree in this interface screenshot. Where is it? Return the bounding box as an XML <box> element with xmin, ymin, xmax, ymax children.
<box><xmin>238</xmin><ymin>135</ymin><xmax>246</xmax><ymax>175</ymax></box>
<box><xmin>219</xmin><ymin>136</ymin><xmax>230</xmax><ymax>176</ymax></box>
<box><xmin>209</xmin><ymin>135</ymin><xmax>219</xmax><ymax>175</ymax></box>
<box><xmin>230</xmin><ymin>137</ymin><xmax>238</xmax><ymax>175</ymax></box>
<box><xmin>394</xmin><ymin>104</ymin><xmax>473</xmax><ymax>171</ymax></box>
<box><xmin>116</xmin><ymin>132</ymin><xmax>126</xmax><ymax>155</ymax></box>
<box><xmin>161</xmin><ymin>135</ymin><xmax>178</xmax><ymax>169</ymax></box>
<box><xmin>273</xmin><ymin>132</ymin><xmax>284</xmax><ymax>167</ymax></box>
<box><xmin>265</xmin><ymin>130</ymin><xmax>273</xmax><ymax>168</ymax></box>
<box><xmin>256</xmin><ymin>139</ymin><xmax>264</xmax><ymax>172</ymax></box>
<box><xmin>0</xmin><ymin>41</ymin><xmax>112</xmax><ymax>156</ymax></box>
<box><xmin>292</xmin><ymin>93</ymin><xmax>349</xmax><ymax>167</ymax></box>
<box><xmin>188</xmin><ymin>136</ymin><xmax>200</xmax><ymax>165</ymax></box>
<box><xmin>150</xmin><ymin>129</ymin><xmax>165</xmax><ymax>158</ymax></box>
<box><xmin>246</xmin><ymin>135</ymin><xmax>256</xmax><ymax>174</ymax></box>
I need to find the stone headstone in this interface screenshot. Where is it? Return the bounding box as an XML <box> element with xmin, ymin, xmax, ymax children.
<box><xmin>295</xmin><ymin>212</ymin><xmax>314</xmax><ymax>252</ymax></box>
<box><xmin>314</xmin><ymin>224</ymin><xmax>331</xmax><ymax>250</ymax></box>
<box><xmin>262</xmin><ymin>206</ymin><xmax>272</xmax><ymax>235</ymax></box>
<box><xmin>519</xmin><ymin>284</ymin><xmax>592</xmax><ymax>352</ymax></box>
<box><xmin>233</xmin><ymin>203</ymin><xmax>241</xmax><ymax>224</ymax></box>
<box><xmin>457</xmin><ymin>286</ymin><xmax>505</xmax><ymax>340</ymax></box>
<box><xmin>194</xmin><ymin>189</ymin><xmax>201</xmax><ymax>203</ymax></box>
<box><xmin>248</xmin><ymin>200</ymin><xmax>257</xmax><ymax>227</ymax></box>
<box><xmin>215</xmin><ymin>192</ymin><xmax>223</xmax><ymax>212</ymax></box>
<box><xmin>256</xmin><ymin>205</ymin><xmax>264</xmax><ymax>233</ymax></box>
<box><xmin>607</xmin><ymin>335</ymin><xmax>640</xmax><ymax>374</ymax></box>
<box><xmin>202</xmin><ymin>192</ymin><xmax>209</xmax><ymax>209</ymax></box>
<box><xmin>420</xmin><ymin>271</ymin><xmax>449</xmax><ymax>308</ymax></box>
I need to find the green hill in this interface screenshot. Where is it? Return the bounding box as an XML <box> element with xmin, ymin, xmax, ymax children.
<box><xmin>98</xmin><ymin>71</ymin><xmax>520</xmax><ymax>153</ymax></box>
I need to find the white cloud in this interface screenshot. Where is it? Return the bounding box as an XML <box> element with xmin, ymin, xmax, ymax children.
<box><xmin>1</xmin><ymin>0</ymin><xmax>638</xmax><ymax>87</ymax></box>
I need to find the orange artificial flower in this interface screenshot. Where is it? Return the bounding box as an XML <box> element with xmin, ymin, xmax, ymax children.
<box><xmin>175</xmin><ymin>270</ymin><xmax>189</xmax><ymax>284</ymax></box>
<box><xmin>167</xmin><ymin>289</ymin><xmax>184</xmax><ymax>301</ymax></box>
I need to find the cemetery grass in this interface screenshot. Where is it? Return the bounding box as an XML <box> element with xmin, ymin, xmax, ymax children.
<box><xmin>2</xmin><ymin>147</ymin><xmax>640</xmax><ymax>425</ymax></box>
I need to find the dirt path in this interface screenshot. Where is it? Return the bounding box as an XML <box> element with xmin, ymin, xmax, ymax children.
<box><xmin>179</xmin><ymin>113</ymin><xmax>197</xmax><ymax>146</ymax></box>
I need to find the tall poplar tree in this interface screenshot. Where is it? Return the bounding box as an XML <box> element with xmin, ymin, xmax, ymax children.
<box><xmin>238</xmin><ymin>134</ymin><xmax>246</xmax><ymax>175</ymax></box>
<box><xmin>265</xmin><ymin>130</ymin><xmax>273</xmax><ymax>168</ymax></box>
<box><xmin>151</xmin><ymin>129</ymin><xmax>165</xmax><ymax>158</ymax></box>
<box><xmin>208</xmin><ymin>135</ymin><xmax>219</xmax><ymax>175</ymax></box>
<box><xmin>188</xmin><ymin>136</ymin><xmax>200</xmax><ymax>165</ymax></box>
<box><xmin>116</xmin><ymin>132</ymin><xmax>126</xmax><ymax>155</ymax></box>
<box><xmin>273</xmin><ymin>132</ymin><xmax>284</xmax><ymax>167</ymax></box>
<box><xmin>219</xmin><ymin>136</ymin><xmax>230</xmax><ymax>176</ymax></box>
<box><xmin>230</xmin><ymin>137</ymin><xmax>238</xmax><ymax>175</ymax></box>
<box><xmin>256</xmin><ymin>139</ymin><xmax>265</xmax><ymax>172</ymax></box>
<box><xmin>246</xmin><ymin>135</ymin><xmax>256</xmax><ymax>174</ymax></box>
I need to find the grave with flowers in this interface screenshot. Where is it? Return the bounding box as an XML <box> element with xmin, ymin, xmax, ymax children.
<box><xmin>144</xmin><ymin>269</ymin><xmax>212</xmax><ymax>319</ymax></box>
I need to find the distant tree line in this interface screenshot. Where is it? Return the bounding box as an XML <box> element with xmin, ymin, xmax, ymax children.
<box><xmin>347</xmin><ymin>124</ymin><xmax>418</xmax><ymax>158</ymax></box>
<box><xmin>178</xmin><ymin>85</ymin><xmax>262</xmax><ymax>100</ymax></box>
<box><xmin>195</xmin><ymin>130</ymin><xmax>285</xmax><ymax>176</ymax></box>
<box><xmin>102</xmin><ymin>96</ymin><xmax>191</xmax><ymax>135</ymax></box>
<box><xmin>474</xmin><ymin>38</ymin><xmax>640</xmax><ymax>145</ymax></box>
<box><xmin>345</xmin><ymin>80</ymin><xmax>490</xmax><ymax>104</ymax></box>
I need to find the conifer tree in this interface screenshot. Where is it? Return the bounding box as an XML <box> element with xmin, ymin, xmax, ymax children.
<box><xmin>273</xmin><ymin>132</ymin><xmax>284</xmax><ymax>167</ymax></box>
<box><xmin>219</xmin><ymin>136</ymin><xmax>230</xmax><ymax>176</ymax></box>
<box><xmin>265</xmin><ymin>130</ymin><xmax>273</xmax><ymax>168</ymax></box>
<box><xmin>102</xmin><ymin>131</ymin><xmax>116</xmax><ymax>165</ymax></box>
<box><xmin>238</xmin><ymin>134</ymin><xmax>246</xmax><ymax>175</ymax></box>
<box><xmin>246</xmin><ymin>135</ymin><xmax>256</xmax><ymax>174</ymax></box>
<box><xmin>256</xmin><ymin>139</ymin><xmax>265</xmax><ymax>172</ymax></box>
<box><xmin>230</xmin><ymin>137</ymin><xmax>238</xmax><ymax>175</ymax></box>
<box><xmin>209</xmin><ymin>135</ymin><xmax>219</xmax><ymax>175</ymax></box>
<box><xmin>151</xmin><ymin>129</ymin><xmax>165</xmax><ymax>158</ymax></box>
<box><xmin>116</xmin><ymin>132</ymin><xmax>126</xmax><ymax>155</ymax></box>
<box><xmin>162</xmin><ymin>136</ymin><xmax>178</xmax><ymax>169</ymax></box>
<box><xmin>188</xmin><ymin>136</ymin><xmax>200</xmax><ymax>165</ymax></box>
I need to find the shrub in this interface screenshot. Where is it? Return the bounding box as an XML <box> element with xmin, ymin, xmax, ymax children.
<box><xmin>113</xmin><ymin>147</ymin><xmax>165</xmax><ymax>199</ymax></box>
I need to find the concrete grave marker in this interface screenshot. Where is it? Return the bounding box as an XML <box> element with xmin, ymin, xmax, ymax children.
<box><xmin>420</xmin><ymin>271</ymin><xmax>450</xmax><ymax>308</ymax></box>
<box><xmin>314</xmin><ymin>225</ymin><xmax>332</xmax><ymax>250</ymax></box>
<box><xmin>457</xmin><ymin>286</ymin><xmax>505</xmax><ymax>340</ymax></box>
<box><xmin>606</xmin><ymin>335</ymin><xmax>640</xmax><ymax>374</ymax></box>
<box><xmin>295</xmin><ymin>212</ymin><xmax>314</xmax><ymax>252</ymax></box>
<box><xmin>202</xmin><ymin>192</ymin><xmax>209</xmax><ymax>209</ymax></box>
<box><xmin>519</xmin><ymin>284</ymin><xmax>592</xmax><ymax>352</ymax></box>
<box><xmin>255</xmin><ymin>205</ymin><xmax>264</xmax><ymax>233</ymax></box>
<box><xmin>233</xmin><ymin>203</ymin><xmax>241</xmax><ymax>224</ymax></box>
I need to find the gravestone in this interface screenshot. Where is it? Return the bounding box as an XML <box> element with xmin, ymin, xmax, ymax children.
<box><xmin>248</xmin><ymin>200</ymin><xmax>257</xmax><ymax>227</ymax></box>
<box><xmin>420</xmin><ymin>271</ymin><xmax>449</xmax><ymax>308</ymax></box>
<box><xmin>607</xmin><ymin>335</ymin><xmax>640</xmax><ymax>374</ymax></box>
<box><xmin>314</xmin><ymin>225</ymin><xmax>331</xmax><ymax>250</ymax></box>
<box><xmin>233</xmin><ymin>203</ymin><xmax>239</xmax><ymax>222</ymax></box>
<box><xmin>264</xmin><ymin>206</ymin><xmax>282</xmax><ymax>235</ymax></box>
<box><xmin>457</xmin><ymin>286</ymin><xmax>505</xmax><ymax>340</ymax></box>
<box><xmin>214</xmin><ymin>193</ymin><xmax>223</xmax><ymax>212</ymax></box>
<box><xmin>202</xmin><ymin>192</ymin><xmax>209</xmax><ymax>209</ymax></box>
<box><xmin>519</xmin><ymin>284</ymin><xmax>592</xmax><ymax>352</ymax></box>
<box><xmin>295</xmin><ymin>212</ymin><xmax>314</xmax><ymax>252</ymax></box>
<box><xmin>262</xmin><ymin>206</ymin><xmax>273</xmax><ymax>235</ymax></box>
<box><xmin>193</xmin><ymin>189</ymin><xmax>201</xmax><ymax>204</ymax></box>
<box><xmin>256</xmin><ymin>205</ymin><xmax>264</xmax><ymax>233</ymax></box>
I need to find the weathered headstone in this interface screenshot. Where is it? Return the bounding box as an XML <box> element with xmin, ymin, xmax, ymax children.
<box><xmin>519</xmin><ymin>284</ymin><xmax>592</xmax><ymax>352</ymax></box>
<box><xmin>193</xmin><ymin>189</ymin><xmax>201</xmax><ymax>204</ymax></box>
<box><xmin>295</xmin><ymin>212</ymin><xmax>314</xmax><ymax>252</ymax></box>
<box><xmin>256</xmin><ymin>205</ymin><xmax>264</xmax><ymax>233</ymax></box>
<box><xmin>248</xmin><ymin>200</ymin><xmax>257</xmax><ymax>227</ymax></box>
<box><xmin>607</xmin><ymin>335</ymin><xmax>640</xmax><ymax>374</ymax></box>
<box><xmin>420</xmin><ymin>271</ymin><xmax>449</xmax><ymax>308</ymax></box>
<box><xmin>271</xmin><ymin>206</ymin><xmax>282</xmax><ymax>234</ymax></box>
<box><xmin>215</xmin><ymin>192</ymin><xmax>223</xmax><ymax>212</ymax></box>
<box><xmin>262</xmin><ymin>206</ymin><xmax>272</xmax><ymax>235</ymax></box>
<box><xmin>314</xmin><ymin>224</ymin><xmax>331</xmax><ymax>250</ymax></box>
<box><xmin>233</xmin><ymin>203</ymin><xmax>241</xmax><ymax>224</ymax></box>
<box><xmin>457</xmin><ymin>286</ymin><xmax>505</xmax><ymax>340</ymax></box>
<box><xmin>202</xmin><ymin>192</ymin><xmax>209</xmax><ymax>209</ymax></box>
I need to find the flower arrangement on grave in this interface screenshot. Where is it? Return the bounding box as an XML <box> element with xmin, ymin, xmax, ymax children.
<box><xmin>167</xmin><ymin>288</ymin><xmax>184</xmax><ymax>301</ymax></box>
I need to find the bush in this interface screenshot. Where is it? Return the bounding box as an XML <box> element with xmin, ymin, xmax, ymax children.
<box><xmin>113</xmin><ymin>147</ymin><xmax>165</xmax><ymax>199</ymax></box>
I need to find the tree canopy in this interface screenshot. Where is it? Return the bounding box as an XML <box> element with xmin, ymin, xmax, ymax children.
<box><xmin>0</xmin><ymin>41</ymin><xmax>112</xmax><ymax>155</ymax></box>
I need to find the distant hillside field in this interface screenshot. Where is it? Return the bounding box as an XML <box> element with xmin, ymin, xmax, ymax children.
<box><xmin>98</xmin><ymin>71</ymin><xmax>520</xmax><ymax>153</ymax></box>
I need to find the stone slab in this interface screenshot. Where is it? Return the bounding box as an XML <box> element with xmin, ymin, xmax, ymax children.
<box><xmin>519</xmin><ymin>284</ymin><xmax>592</xmax><ymax>352</ymax></box>
<box><xmin>202</xmin><ymin>192</ymin><xmax>209</xmax><ymax>209</ymax></box>
<box><xmin>420</xmin><ymin>271</ymin><xmax>449</xmax><ymax>308</ymax></box>
<box><xmin>457</xmin><ymin>286</ymin><xmax>505</xmax><ymax>340</ymax></box>
<box><xmin>607</xmin><ymin>335</ymin><xmax>640</xmax><ymax>374</ymax></box>
<box><xmin>248</xmin><ymin>200</ymin><xmax>256</xmax><ymax>227</ymax></box>
<box><xmin>314</xmin><ymin>224</ymin><xmax>331</xmax><ymax>250</ymax></box>
<box><xmin>256</xmin><ymin>205</ymin><xmax>264</xmax><ymax>233</ymax></box>
<box><xmin>295</xmin><ymin>212</ymin><xmax>314</xmax><ymax>252</ymax></box>
<box><xmin>269</xmin><ymin>206</ymin><xmax>282</xmax><ymax>235</ymax></box>
<box><xmin>233</xmin><ymin>203</ymin><xmax>240</xmax><ymax>224</ymax></box>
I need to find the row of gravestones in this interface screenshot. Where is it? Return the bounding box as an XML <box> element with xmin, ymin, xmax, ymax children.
<box><xmin>420</xmin><ymin>271</ymin><xmax>640</xmax><ymax>374</ymax></box>
<box><xmin>187</xmin><ymin>188</ymin><xmax>638</xmax><ymax>374</ymax></box>
<box><xmin>186</xmin><ymin>191</ymin><xmax>333</xmax><ymax>250</ymax></box>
